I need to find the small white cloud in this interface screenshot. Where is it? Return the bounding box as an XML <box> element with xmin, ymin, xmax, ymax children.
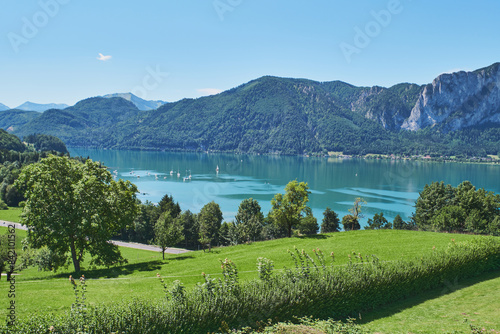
<box><xmin>97</xmin><ymin>53</ymin><xmax>112</xmax><ymax>61</ymax></box>
<box><xmin>197</xmin><ymin>88</ymin><xmax>223</xmax><ymax>96</ymax></box>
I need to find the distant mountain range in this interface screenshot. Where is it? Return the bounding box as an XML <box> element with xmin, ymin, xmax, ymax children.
<box><xmin>0</xmin><ymin>93</ymin><xmax>166</xmax><ymax>114</ymax></box>
<box><xmin>102</xmin><ymin>93</ymin><xmax>167</xmax><ymax>111</ymax></box>
<box><xmin>0</xmin><ymin>103</ymin><xmax>11</xmax><ymax>111</ymax></box>
<box><xmin>2</xmin><ymin>63</ymin><xmax>499</xmax><ymax>156</ymax></box>
<box><xmin>15</xmin><ymin>102</ymin><xmax>70</xmax><ymax>112</ymax></box>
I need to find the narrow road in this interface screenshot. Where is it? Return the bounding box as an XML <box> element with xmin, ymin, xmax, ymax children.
<box><xmin>1</xmin><ymin>220</ymin><xmax>191</xmax><ymax>255</ymax></box>
<box><xmin>110</xmin><ymin>240</ymin><xmax>191</xmax><ymax>254</ymax></box>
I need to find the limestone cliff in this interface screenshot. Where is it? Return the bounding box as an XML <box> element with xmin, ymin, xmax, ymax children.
<box><xmin>402</xmin><ymin>63</ymin><xmax>500</xmax><ymax>131</ymax></box>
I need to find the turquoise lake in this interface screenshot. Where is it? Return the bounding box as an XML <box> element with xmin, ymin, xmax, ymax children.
<box><xmin>68</xmin><ymin>148</ymin><xmax>500</xmax><ymax>227</ymax></box>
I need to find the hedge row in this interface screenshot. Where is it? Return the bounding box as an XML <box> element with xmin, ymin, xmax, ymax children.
<box><xmin>3</xmin><ymin>237</ymin><xmax>500</xmax><ymax>334</ymax></box>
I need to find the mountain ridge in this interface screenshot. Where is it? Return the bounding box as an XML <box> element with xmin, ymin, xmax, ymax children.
<box><xmin>102</xmin><ymin>93</ymin><xmax>167</xmax><ymax>111</ymax></box>
<box><xmin>0</xmin><ymin>103</ymin><xmax>10</xmax><ymax>111</ymax></box>
<box><xmin>3</xmin><ymin>62</ymin><xmax>500</xmax><ymax>156</ymax></box>
<box><xmin>15</xmin><ymin>101</ymin><xmax>70</xmax><ymax>112</ymax></box>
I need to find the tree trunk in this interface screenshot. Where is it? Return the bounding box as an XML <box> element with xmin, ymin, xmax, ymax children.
<box><xmin>288</xmin><ymin>224</ymin><xmax>292</xmax><ymax>238</ymax></box>
<box><xmin>70</xmin><ymin>238</ymin><xmax>80</xmax><ymax>272</ymax></box>
<box><xmin>162</xmin><ymin>248</ymin><xmax>165</xmax><ymax>260</ymax></box>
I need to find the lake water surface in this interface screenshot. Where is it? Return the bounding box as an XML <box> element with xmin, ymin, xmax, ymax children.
<box><xmin>69</xmin><ymin>148</ymin><xmax>500</xmax><ymax>227</ymax></box>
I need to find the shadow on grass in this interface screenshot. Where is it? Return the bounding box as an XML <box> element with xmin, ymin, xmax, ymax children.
<box><xmin>297</xmin><ymin>234</ymin><xmax>329</xmax><ymax>240</ymax></box>
<box><xmin>25</xmin><ymin>254</ymin><xmax>196</xmax><ymax>281</ymax></box>
<box><xmin>48</xmin><ymin>260</ymin><xmax>165</xmax><ymax>279</ymax></box>
<box><xmin>169</xmin><ymin>255</ymin><xmax>195</xmax><ymax>261</ymax></box>
<box><xmin>357</xmin><ymin>270</ymin><xmax>500</xmax><ymax>325</ymax></box>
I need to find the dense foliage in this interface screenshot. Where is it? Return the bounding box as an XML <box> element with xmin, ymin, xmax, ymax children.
<box><xmin>413</xmin><ymin>181</ymin><xmax>500</xmax><ymax>235</ymax></box>
<box><xmin>15</xmin><ymin>155</ymin><xmax>140</xmax><ymax>272</ymax></box>
<box><xmin>320</xmin><ymin>207</ymin><xmax>341</xmax><ymax>233</ymax></box>
<box><xmin>270</xmin><ymin>181</ymin><xmax>310</xmax><ymax>237</ymax></box>
<box><xmin>3</xmin><ymin>237</ymin><xmax>499</xmax><ymax>333</ymax></box>
<box><xmin>0</xmin><ymin>129</ymin><xmax>25</xmax><ymax>153</ymax></box>
<box><xmin>365</xmin><ymin>212</ymin><xmax>392</xmax><ymax>230</ymax></box>
<box><xmin>0</xmin><ymin>131</ymin><xmax>69</xmax><ymax>207</ymax></box>
<box><xmin>23</xmin><ymin>134</ymin><xmax>68</xmax><ymax>154</ymax></box>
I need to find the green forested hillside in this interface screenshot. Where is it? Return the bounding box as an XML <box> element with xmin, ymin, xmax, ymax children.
<box><xmin>16</xmin><ymin>97</ymin><xmax>141</xmax><ymax>148</ymax></box>
<box><xmin>3</xmin><ymin>75</ymin><xmax>500</xmax><ymax>156</ymax></box>
<box><xmin>0</xmin><ymin>129</ymin><xmax>26</xmax><ymax>152</ymax></box>
<box><xmin>0</xmin><ymin>109</ymin><xmax>40</xmax><ymax>132</ymax></box>
<box><xmin>23</xmin><ymin>133</ymin><xmax>69</xmax><ymax>154</ymax></box>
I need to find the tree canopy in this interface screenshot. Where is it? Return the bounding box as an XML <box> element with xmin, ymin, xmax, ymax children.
<box><xmin>365</xmin><ymin>212</ymin><xmax>392</xmax><ymax>230</ymax></box>
<box><xmin>15</xmin><ymin>155</ymin><xmax>139</xmax><ymax>272</ymax></box>
<box><xmin>270</xmin><ymin>180</ymin><xmax>310</xmax><ymax>237</ymax></box>
<box><xmin>198</xmin><ymin>201</ymin><xmax>223</xmax><ymax>251</ymax></box>
<box><xmin>235</xmin><ymin>198</ymin><xmax>264</xmax><ymax>242</ymax></box>
<box><xmin>154</xmin><ymin>211</ymin><xmax>184</xmax><ymax>259</ymax></box>
<box><xmin>23</xmin><ymin>133</ymin><xmax>68</xmax><ymax>154</ymax></box>
<box><xmin>321</xmin><ymin>207</ymin><xmax>340</xmax><ymax>233</ymax></box>
<box><xmin>413</xmin><ymin>180</ymin><xmax>500</xmax><ymax>234</ymax></box>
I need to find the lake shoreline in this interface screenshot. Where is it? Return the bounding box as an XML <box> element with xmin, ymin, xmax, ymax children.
<box><xmin>67</xmin><ymin>146</ymin><xmax>500</xmax><ymax>166</ymax></box>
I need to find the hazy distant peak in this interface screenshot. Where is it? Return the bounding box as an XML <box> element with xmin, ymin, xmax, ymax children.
<box><xmin>102</xmin><ymin>93</ymin><xmax>167</xmax><ymax>111</ymax></box>
<box><xmin>0</xmin><ymin>103</ymin><xmax>10</xmax><ymax>111</ymax></box>
<box><xmin>15</xmin><ymin>101</ymin><xmax>69</xmax><ymax>112</ymax></box>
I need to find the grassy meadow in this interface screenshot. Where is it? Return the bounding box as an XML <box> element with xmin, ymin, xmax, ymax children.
<box><xmin>0</xmin><ymin>207</ymin><xmax>21</xmax><ymax>223</ymax></box>
<box><xmin>1</xmin><ymin>227</ymin><xmax>499</xmax><ymax>332</ymax></box>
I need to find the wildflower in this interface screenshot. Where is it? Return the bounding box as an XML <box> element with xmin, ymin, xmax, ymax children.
<box><xmin>49</xmin><ymin>326</ymin><xmax>54</xmax><ymax>332</ymax></box>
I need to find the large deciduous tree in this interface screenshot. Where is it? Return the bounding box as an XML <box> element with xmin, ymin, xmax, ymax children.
<box><xmin>15</xmin><ymin>155</ymin><xmax>139</xmax><ymax>272</ymax></box>
<box><xmin>270</xmin><ymin>180</ymin><xmax>310</xmax><ymax>238</ymax></box>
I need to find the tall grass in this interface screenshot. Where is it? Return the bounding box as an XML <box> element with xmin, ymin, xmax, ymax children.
<box><xmin>3</xmin><ymin>237</ymin><xmax>500</xmax><ymax>334</ymax></box>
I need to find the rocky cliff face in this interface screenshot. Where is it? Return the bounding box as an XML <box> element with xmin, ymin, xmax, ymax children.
<box><xmin>401</xmin><ymin>63</ymin><xmax>500</xmax><ymax>131</ymax></box>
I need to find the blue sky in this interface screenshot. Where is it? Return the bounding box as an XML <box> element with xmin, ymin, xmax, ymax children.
<box><xmin>1</xmin><ymin>0</ymin><xmax>499</xmax><ymax>108</ymax></box>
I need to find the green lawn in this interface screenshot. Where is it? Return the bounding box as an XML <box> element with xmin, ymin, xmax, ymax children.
<box><xmin>1</xmin><ymin>228</ymin><xmax>498</xmax><ymax>326</ymax></box>
<box><xmin>0</xmin><ymin>207</ymin><xmax>22</xmax><ymax>223</ymax></box>
<box><xmin>360</xmin><ymin>271</ymin><xmax>500</xmax><ymax>333</ymax></box>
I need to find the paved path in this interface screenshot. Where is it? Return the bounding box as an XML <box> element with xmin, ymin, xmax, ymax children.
<box><xmin>0</xmin><ymin>221</ymin><xmax>26</xmax><ymax>230</ymax></box>
<box><xmin>1</xmin><ymin>220</ymin><xmax>191</xmax><ymax>255</ymax></box>
<box><xmin>110</xmin><ymin>240</ymin><xmax>191</xmax><ymax>254</ymax></box>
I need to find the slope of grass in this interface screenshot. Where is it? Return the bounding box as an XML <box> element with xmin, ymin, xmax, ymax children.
<box><xmin>360</xmin><ymin>271</ymin><xmax>500</xmax><ymax>333</ymax></box>
<box><xmin>0</xmin><ymin>207</ymin><xmax>22</xmax><ymax>223</ymax></box>
<box><xmin>0</xmin><ymin>229</ymin><xmax>496</xmax><ymax>321</ymax></box>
